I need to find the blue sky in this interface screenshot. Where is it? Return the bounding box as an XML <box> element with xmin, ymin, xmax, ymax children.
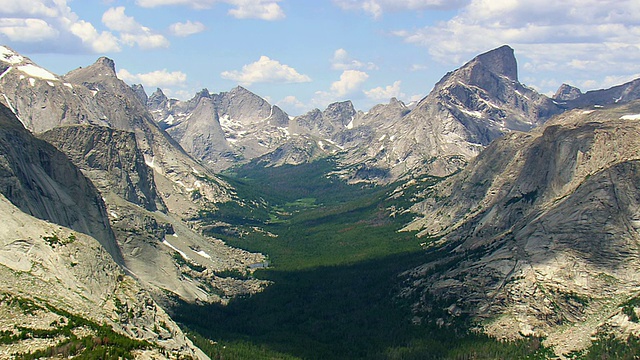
<box><xmin>1</xmin><ymin>0</ymin><xmax>639</xmax><ymax>115</ymax></box>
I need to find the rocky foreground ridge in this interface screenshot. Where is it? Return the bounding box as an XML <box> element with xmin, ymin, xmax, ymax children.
<box><xmin>0</xmin><ymin>103</ymin><xmax>205</xmax><ymax>358</ymax></box>
<box><xmin>400</xmin><ymin>100</ymin><xmax>640</xmax><ymax>356</ymax></box>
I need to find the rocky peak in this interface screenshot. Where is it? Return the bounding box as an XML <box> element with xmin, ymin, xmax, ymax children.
<box><xmin>472</xmin><ymin>44</ymin><xmax>518</xmax><ymax>81</ymax></box>
<box><xmin>131</xmin><ymin>84</ymin><xmax>148</xmax><ymax>105</ymax></box>
<box><xmin>95</xmin><ymin>56</ymin><xmax>117</xmax><ymax>76</ymax></box>
<box><xmin>323</xmin><ymin>100</ymin><xmax>356</xmax><ymax>128</ymax></box>
<box><xmin>147</xmin><ymin>88</ymin><xmax>168</xmax><ymax>110</ymax></box>
<box><xmin>63</xmin><ymin>56</ymin><xmax>118</xmax><ymax>86</ymax></box>
<box><xmin>553</xmin><ymin>83</ymin><xmax>582</xmax><ymax>101</ymax></box>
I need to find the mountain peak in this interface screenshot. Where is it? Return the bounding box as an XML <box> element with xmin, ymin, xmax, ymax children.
<box><xmin>473</xmin><ymin>45</ymin><xmax>518</xmax><ymax>81</ymax></box>
<box><xmin>94</xmin><ymin>57</ymin><xmax>117</xmax><ymax>76</ymax></box>
<box><xmin>553</xmin><ymin>83</ymin><xmax>582</xmax><ymax>101</ymax></box>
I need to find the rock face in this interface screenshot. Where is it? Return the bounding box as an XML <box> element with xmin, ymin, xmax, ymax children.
<box><xmin>0</xmin><ymin>194</ymin><xmax>206</xmax><ymax>359</ymax></box>
<box><xmin>0</xmin><ymin>102</ymin><xmax>205</xmax><ymax>358</ymax></box>
<box><xmin>400</xmin><ymin>100</ymin><xmax>640</xmax><ymax>355</ymax></box>
<box><xmin>40</xmin><ymin>125</ymin><xmax>165</xmax><ymax>212</ymax></box>
<box><xmin>0</xmin><ymin>103</ymin><xmax>122</xmax><ymax>265</ymax></box>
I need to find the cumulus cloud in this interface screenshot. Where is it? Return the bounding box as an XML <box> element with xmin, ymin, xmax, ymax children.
<box><xmin>333</xmin><ymin>0</ymin><xmax>469</xmax><ymax>19</ymax></box>
<box><xmin>102</xmin><ymin>7</ymin><xmax>169</xmax><ymax>49</ymax></box>
<box><xmin>169</xmin><ymin>20</ymin><xmax>206</xmax><ymax>37</ymax></box>
<box><xmin>392</xmin><ymin>0</ymin><xmax>640</xmax><ymax>92</ymax></box>
<box><xmin>364</xmin><ymin>80</ymin><xmax>405</xmax><ymax>101</ymax></box>
<box><xmin>331</xmin><ymin>48</ymin><xmax>377</xmax><ymax>71</ymax></box>
<box><xmin>278</xmin><ymin>95</ymin><xmax>307</xmax><ymax>113</ymax></box>
<box><xmin>136</xmin><ymin>0</ymin><xmax>285</xmax><ymax>20</ymax></box>
<box><xmin>221</xmin><ymin>56</ymin><xmax>311</xmax><ymax>86</ymax></box>
<box><xmin>118</xmin><ymin>68</ymin><xmax>187</xmax><ymax>88</ymax></box>
<box><xmin>330</xmin><ymin>70</ymin><xmax>369</xmax><ymax>97</ymax></box>
<box><xmin>0</xmin><ymin>0</ymin><xmax>120</xmax><ymax>53</ymax></box>
<box><xmin>0</xmin><ymin>18</ymin><xmax>58</xmax><ymax>42</ymax></box>
<box><xmin>312</xmin><ymin>70</ymin><xmax>369</xmax><ymax>107</ymax></box>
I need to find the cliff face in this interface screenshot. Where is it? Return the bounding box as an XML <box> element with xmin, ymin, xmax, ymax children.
<box><xmin>400</xmin><ymin>100</ymin><xmax>640</xmax><ymax>355</ymax></box>
<box><xmin>40</xmin><ymin>125</ymin><xmax>165</xmax><ymax>213</ymax></box>
<box><xmin>0</xmin><ymin>103</ymin><xmax>122</xmax><ymax>265</ymax></box>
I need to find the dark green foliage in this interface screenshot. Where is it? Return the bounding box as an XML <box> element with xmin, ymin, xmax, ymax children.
<box><xmin>1</xmin><ymin>294</ymin><xmax>151</xmax><ymax>359</ymax></box>
<box><xmin>41</xmin><ymin>232</ymin><xmax>76</xmax><ymax>247</ymax></box>
<box><xmin>172</xmin><ymin>252</ymin><xmax>206</xmax><ymax>272</ymax></box>
<box><xmin>214</xmin><ymin>269</ymin><xmax>248</xmax><ymax>280</ymax></box>
<box><xmin>569</xmin><ymin>335</ymin><xmax>640</xmax><ymax>359</ymax></box>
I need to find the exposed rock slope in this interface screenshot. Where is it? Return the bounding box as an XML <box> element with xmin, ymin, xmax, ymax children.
<box><xmin>400</xmin><ymin>100</ymin><xmax>640</xmax><ymax>355</ymax></box>
<box><xmin>0</xmin><ymin>103</ymin><xmax>121</xmax><ymax>265</ymax></box>
<box><xmin>0</xmin><ymin>194</ymin><xmax>206</xmax><ymax>359</ymax></box>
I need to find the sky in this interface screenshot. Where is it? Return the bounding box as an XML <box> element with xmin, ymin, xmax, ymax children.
<box><xmin>1</xmin><ymin>0</ymin><xmax>639</xmax><ymax>116</ymax></box>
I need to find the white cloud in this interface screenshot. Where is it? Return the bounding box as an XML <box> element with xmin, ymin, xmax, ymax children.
<box><xmin>0</xmin><ymin>0</ymin><xmax>120</xmax><ymax>53</ymax></box>
<box><xmin>330</xmin><ymin>70</ymin><xmax>369</xmax><ymax>97</ymax></box>
<box><xmin>0</xmin><ymin>18</ymin><xmax>58</xmax><ymax>42</ymax></box>
<box><xmin>227</xmin><ymin>0</ymin><xmax>285</xmax><ymax>20</ymax></box>
<box><xmin>331</xmin><ymin>48</ymin><xmax>377</xmax><ymax>71</ymax></box>
<box><xmin>102</xmin><ymin>7</ymin><xmax>169</xmax><ymax>49</ymax></box>
<box><xmin>118</xmin><ymin>68</ymin><xmax>187</xmax><ymax>88</ymax></box>
<box><xmin>136</xmin><ymin>0</ymin><xmax>285</xmax><ymax>20</ymax></box>
<box><xmin>278</xmin><ymin>95</ymin><xmax>307</xmax><ymax>110</ymax></box>
<box><xmin>169</xmin><ymin>20</ymin><xmax>206</xmax><ymax>37</ymax></box>
<box><xmin>70</xmin><ymin>20</ymin><xmax>121</xmax><ymax>53</ymax></box>
<box><xmin>393</xmin><ymin>0</ymin><xmax>640</xmax><ymax>92</ymax></box>
<box><xmin>364</xmin><ymin>80</ymin><xmax>405</xmax><ymax>101</ymax></box>
<box><xmin>221</xmin><ymin>56</ymin><xmax>311</xmax><ymax>86</ymax></box>
<box><xmin>333</xmin><ymin>0</ymin><xmax>469</xmax><ymax>19</ymax></box>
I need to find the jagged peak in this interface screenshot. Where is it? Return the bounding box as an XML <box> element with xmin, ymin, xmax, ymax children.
<box><xmin>470</xmin><ymin>45</ymin><xmax>518</xmax><ymax>81</ymax></box>
<box><xmin>150</xmin><ymin>87</ymin><xmax>166</xmax><ymax>98</ymax></box>
<box><xmin>553</xmin><ymin>83</ymin><xmax>582</xmax><ymax>101</ymax></box>
<box><xmin>194</xmin><ymin>88</ymin><xmax>211</xmax><ymax>99</ymax></box>
<box><xmin>93</xmin><ymin>56</ymin><xmax>117</xmax><ymax>76</ymax></box>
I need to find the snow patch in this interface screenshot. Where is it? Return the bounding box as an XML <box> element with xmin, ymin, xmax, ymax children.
<box><xmin>0</xmin><ymin>66</ymin><xmax>12</xmax><ymax>81</ymax></box>
<box><xmin>278</xmin><ymin>127</ymin><xmax>290</xmax><ymax>137</ymax></box>
<box><xmin>379</xmin><ymin>134</ymin><xmax>386</xmax><ymax>142</ymax></box>
<box><xmin>28</xmin><ymin>78</ymin><xmax>35</xmax><ymax>87</ymax></box>
<box><xmin>460</xmin><ymin>108</ymin><xmax>483</xmax><ymax>118</ymax></box>
<box><xmin>346</xmin><ymin>116</ymin><xmax>354</xmax><ymax>129</ymax></box>
<box><xmin>581</xmin><ymin>110</ymin><xmax>595</xmax><ymax>114</ymax></box>
<box><xmin>91</xmin><ymin>90</ymin><xmax>98</xmax><ymax>96</ymax></box>
<box><xmin>0</xmin><ymin>46</ymin><xmax>23</xmax><ymax>64</ymax></box>
<box><xmin>145</xmin><ymin>156</ymin><xmax>156</xmax><ymax>169</ymax></box>
<box><xmin>621</xmin><ymin>114</ymin><xmax>640</xmax><ymax>120</ymax></box>
<box><xmin>17</xmin><ymin>64</ymin><xmax>56</xmax><ymax>81</ymax></box>
<box><xmin>2</xmin><ymin>94</ymin><xmax>25</xmax><ymax>127</ymax></box>
<box><xmin>63</xmin><ymin>83</ymin><xmax>73</xmax><ymax>89</ymax></box>
<box><xmin>46</xmin><ymin>81</ymin><xmax>55</xmax><ymax>87</ymax></box>
<box><xmin>163</xmin><ymin>114</ymin><xmax>175</xmax><ymax>125</ymax></box>
<box><xmin>193</xmin><ymin>249</ymin><xmax>212</xmax><ymax>259</ymax></box>
<box><xmin>110</xmin><ymin>211</ymin><xmax>118</xmax><ymax>219</ymax></box>
<box><xmin>163</xmin><ymin>239</ymin><xmax>190</xmax><ymax>260</ymax></box>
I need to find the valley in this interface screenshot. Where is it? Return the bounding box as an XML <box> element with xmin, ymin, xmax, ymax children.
<box><xmin>1</xmin><ymin>42</ymin><xmax>640</xmax><ymax>359</ymax></box>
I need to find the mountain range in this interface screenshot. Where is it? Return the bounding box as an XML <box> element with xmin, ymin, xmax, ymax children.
<box><xmin>1</xmin><ymin>43</ymin><xmax>640</xmax><ymax>358</ymax></box>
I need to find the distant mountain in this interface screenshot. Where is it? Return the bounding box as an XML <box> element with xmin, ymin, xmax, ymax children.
<box><xmin>556</xmin><ymin>78</ymin><xmax>640</xmax><ymax>109</ymax></box>
<box><xmin>147</xmin><ymin>86</ymin><xmax>291</xmax><ymax>171</ymax></box>
<box><xmin>400</xmin><ymin>100</ymin><xmax>640</xmax><ymax>355</ymax></box>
